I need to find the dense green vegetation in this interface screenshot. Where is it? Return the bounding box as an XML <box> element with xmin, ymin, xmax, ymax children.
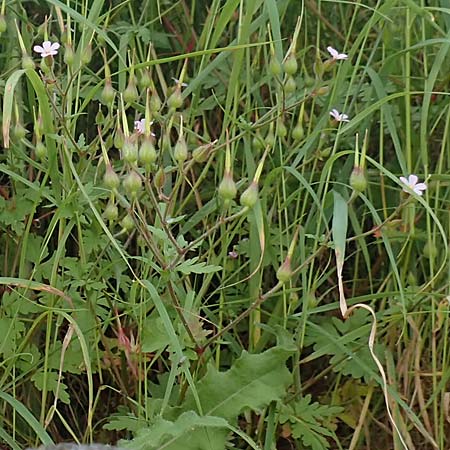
<box><xmin>0</xmin><ymin>1</ymin><xmax>449</xmax><ymax>449</ymax></box>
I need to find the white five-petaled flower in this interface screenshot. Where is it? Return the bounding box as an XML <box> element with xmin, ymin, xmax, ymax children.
<box><xmin>400</xmin><ymin>174</ymin><xmax>427</xmax><ymax>196</ymax></box>
<box><xmin>330</xmin><ymin>109</ymin><xmax>350</xmax><ymax>123</ymax></box>
<box><xmin>327</xmin><ymin>46</ymin><xmax>348</xmax><ymax>61</ymax></box>
<box><xmin>33</xmin><ymin>41</ymin><xmax>60</xmax><ymax>57</ymax></box>
<box><xmin>134</xmin><ymin>118</ymin><xmax>155</xmax><ymax>136</ymax></box>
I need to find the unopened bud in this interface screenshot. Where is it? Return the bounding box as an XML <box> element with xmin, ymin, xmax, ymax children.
<box><xmin>139</xmin><ymin>137</ymin><xmax>157</xmax><ymax>167</ymax></box>
<box><xmin>264</xmin><ymin>127</ymin><xmax>275</xmax><ymax>148</ymax></box>
<box><xmin>168</xmin><ymin>88</ymin><xmax>183</xmax><ymax>111</ymax></box>
<box><xmin>284</xmin><ymin>76</ymin><xmax>296</xmax><ymax>95</ymax></box>
<box><xmin>123</xmin><ymin>170</ymin><xmax>142</xmax><ymax>198</ymax></box>
<box><xmin>64</xmin><ymin>44</ymin><xmax>74</xmax><ymax>66</ymax></box>
<box><xmin>14</xmin><ymin>123</ymin><xmax>27</xmax><ymax>140</ymax></box>
<box><xmin>122</xmin><ymin>137</ymin><xmax>138</xmax><ymax>164</ymax></box>
<box><xmin>192</xmin><ymin>144</ymin><xmax>210</xmax><ymax>163</ymax></box>
<box><xmin>103</xmin><ymin>164</ymin><xmax>120</xmax><ymax>190</ymax></box>
<box><xmin>154</xmin><ymin>167</ymin><xmax>165</xmax><ymax>190</ymax></box>
<box><xmin>114</xmin><ymin>128</ymin><xmax>124</xmax><ymax>149</ymax></box>
<box><xmin>240</xmin><ymin>181</ymin><xmax>259</xmax><ymax>208</ymax></box>
<box><xmin>101</xmin><ymin>80</ymin><xmax>115</xmax><ymax>106</ymax></box>
<box><xmin>81</xmin><ymin>44</ymin><xmax>92</xmax><ymax>65</ymax></box>
<box><xmin>276</xmin><ymin>119</ymin><xmax>287</xmax><ymax>138</ymax></box>
<box><xmin>104</xmin><ymin>201</ymin><xmax>118</xmax><ymax>221</ymax></box>
<box><xmin>349</xmin><ymin>166</ymin><xmax>367</xmax><ymax>193</ymax></box>
<box><xmin>252</xmin><ymin>134</ymin><xmax>264</xmax><ymax>151</ymax></box>
<box><xmin>276</xmin><ymin>257</ymin><xmax>292</xmax><ymax>283</ymax></box>
<box><xmin>292</xmin><ymin>123</ymin><xmax>304</xmax><ymax>141</ymax></box>
<box><xmin>150</xmin><ymin>91</ymin><xmax>162</xmax><ymax>113</ymax></box>
<box><xmin>269</xmin><ymin>57</ymin><xmax>282</xmax><ymax>77</ymax></box>
<box><xmin>139</xmin><ymin>69</ymin><xmax>152</xmax><ymax>89</ymax></box>
<box><xmin>35</xmin><ymin>141</ymin><xmax>47</xmax><ymax>159</ymax></box>
<box><xmin>174</xmin><ymin>136</ymin><xmax>188</xmax><ymax>164</ymax></box>
<box><xmin>218</xmin><ymin>172</ymin><xmax>237</xmax><ymax>201</ymax></box>
<box><xmin>121</xmin><ymin>214</ymin><xmax>135</xmax><ymax>232</ymax></box>
<box><xmin>123</xmin><ymin>76</ymin><xmax>138</xmax><ymax>104</ymax></box>
<box><xmin>283</xmin><ymin>53</ymin><xmax>298</xmax><ymax>76</ymax></box>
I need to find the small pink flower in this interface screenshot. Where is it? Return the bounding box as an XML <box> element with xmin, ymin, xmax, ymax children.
<box><xmin>134</xmin><ymin>118</ymin><xmax>155</xmax><ymax>136</ymax></box>
<box><xmin>33</xmin><ymin>41</ymin><xmax>60</xmax><ymax>57</ymax></box>
<box><xmin>399</xmin><ymin>174</ymin><xmax>427</xmax><ymax>196</ymax></box>
<box><xmin>327</xmin><ymin>46</ymin><xmax>348</xmax><ymax>61</ymax></box>
<box><xmin>329</xmin><ymin>109</ymin><xmax>350</xmax><ymax>122</ymax></box>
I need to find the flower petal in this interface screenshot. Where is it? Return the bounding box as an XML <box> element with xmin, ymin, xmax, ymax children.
<box><xmin>408</xmin><ymin>174</ymin><xmax>418</xmax><ymax>185</ymax></box>
<box><xmin>51</xmin><ymin>42</ymin><xmax>60</xmax><ymax>51</ymax></box>
<box><xmin>413</xmin><ymin>187</ymin><xmax>424</xmax><ymax>195</ymax></box>
<box><xmin>33</xmin><ymin>45</ymin><xmax>44</xmax><ymax>54</ymax></box>
<box><xmin>399</xmin><ymin>176</ymin><xmax>408</xmax><ymax>185</ymax></box>
<box><xmin>327</xmin><ymin>46</ymin><xmax>338</xmax><ymax>58</ymax></box>
<box><xmin>415</xmin><ymin>183</ymin><xmax>427</xmax><ymax>191</ymax></box>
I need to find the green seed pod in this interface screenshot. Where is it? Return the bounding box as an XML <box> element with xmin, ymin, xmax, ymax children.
<box><xmin>276</xmin><ymin>257</ymin><xmax>292</xmax><ymax>283</ymax></box>
<box><xmin>283</xmin><ymin>53</ymin><xmax>298</xmax><ymax>76</ymax></box>
<box><xmin>123</xmin><ymin>170</ymin><xmax>142</xmax><ymax>198</ymax></box>
<box><xmin>114</xmin><ymin>128</ymin><xmax>124</xmax><ymax>150</ymax></box>
<box><xmin>103</xmin><ymin>164</ymin><xmax>120</xmax><ymax>190</ymax></box>
<box><xmin>423</xmin><ymin>241</ymin><xmax>438</xmax><ymax>260</ymax></box>
<box><xmin>0</xmin><ymin>15</ymin><xmax>7</xmax><ymax>33</ymax></box>
<box><xmin>104</xmin><ymin>201</ymin><xmax>119</xmax><ymax>221</ymax></box>
<box><xmin>122</xmin><ymin>137</ymin><xmax>138</xmax><ymax>164</ymax></box>
<box><xmin>35</xmin><ymin>141</ymin><xmax>47</xmax><ymax>159</ymax></box>
<box><xmin>192</xmin><ymin>144</ymin><xmax>210</xmax><ymax>163</ymax></box>
<box><xmin>150</xmin><ymin>91</ymin><xmax>162</xmax><ymax>113</ymax></box>
<box><xmin>174</xmin><ymin>136</ymin><xmax>188</xmax><ymax>164</ymax></box>
<box><xmin>40</xmin><ymin>57</ymin><xmax>51</xmax><ymax>75</ymax></box>
<box><xmin>284</xmin><ymin>76</ymin><xmax>296</xmax><ymax>95</ymax></box>
<box><xmin>276</xmin><ymin>118</ymin><xmax>287</xmax><ymax>138</ymax></box>
<box><xmin>121</xmin><ymin>214</ymin><xmax>135</xmax><ymax>232</ymax></box>
<box><xmin>123</xmin><ymin>76</ymin><xmax>138</xmax><ymax>104</ymax></box>
<box><xmin>13</xmin><ymin>123</ymin><xmax>27</xmax><ymax>140</ymax></box>
<box><xmin>139</xmin><ymin>137</ymin><xmax>157</xmax><ymax>167</ymax></box>
<box><xmin>349</xmin><ymin>166</ymin><xmax>367</xmax><ymax>193</ymax></box>
<box><xmin>64</xmin><ymin>44</ymin><xmax>74</xmax><ymax>66</ymax></box>
<box><xmin>154</xmin><ymin>167</ymin><xmax>165</xmax><ymax>190</ymax></box>
<box><xmin>292</xmin><ymin>123</ymin><xmax>304</xmax><ymax>141</ymax></box>
<box><xmin>304</xmin><ymin>76</ymin><xmax>315</xmax><ymax>88</ymax></box>
<box><xmin>95</xmin><ymin>108</ymin><xmax>105</xmax><ymax>125</ymax></box>
<box><xmin>269</xmin><ymin>57</ymin><xmax>282</xmax><ymax>77</ymax></box>
<box><xmin>81</xmin><ymin>44</ymin><xmax>92</xmax><ymax>65</ymax></box>
<box><xmin>168</xmin><ymin>88</ymin><xmax>183</xmax><ymax>111</ymax></box>
<box><xmin>252</xmin><ymin>134</ymin><xmax>264</xmax><ymax>151</ymax></box>
<box><xmin>240</xmin><ymin>181</ymin><xmax>259</xmax><ymax>208</ymax></box>
<box><xmin>315</xmin><ymin>86</ymin><xmax>329</xmax><ymax>96</ymax></box>
<box><xmin>139</xmin><ymin>69</ymin><xmax>152</xmax><ymax>89</ymax></box>
<box><xmin>101</xmin><ymin>80</ymin><xmax>115</xmax><ymax>106</ymax></box>
<box><xmin>22</xmin><ymin>55</ymin><xmax>35</xmax><ymax>70</ymax></box>
<box><xmin>218</xmin><ymin>172</ymin><xmax>237</xmax><ymax>201</ymax></box>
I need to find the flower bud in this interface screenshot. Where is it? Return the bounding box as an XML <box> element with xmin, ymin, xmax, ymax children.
<box><xmin>349</xmin><ymin>166</ymin><xmax>367</xmax><ymax>193</ymax></box>
<box><xmin>22</xmin><ymin>55</ymin><xmax>35</xmax><ymax>70</ymax></box>
<box><xmin>269</xmin><ymin>57</ymin><xmax>282</xmax><ymax>77</ymax></box>
<box><xmin>35</xmin><ymin>141</ymin><xmax>47</xmax><ymax>159</ymax></box>
<box><xmin>81</xmin><ymin>44</ymin><xmax>92</xmax><ymax>65</ymax></box>
<box><xmin>123</xmin><ymin>76</ymin><xmax>138</xmax><ymax>104</ymax></box>
<box><xmin>14</xmin><ymin>123</ymin><xmax>27</xmax><ymax>140</ymax></box>
<box><xmin>40</xmin><ymin>57</ymin><xmax>51</xmax><ymax>74</ymax></box>
<box><xmin>95</xmin><ymin>108</ymin><xmax>105</xmax><ymax>125</ymax></box>
<box><xmin>240</xmin><ymin>181</ymin><xmax>258</xmax><ymax>208</ymax></box>
<box><xmin>423</xmin><ymin>241</ymin><xmax>438</xmax><ymax>260</ymax></box>
<box><xmin>150</xmin><ymin>91</ymin><xmax>162</xmax><ymax>113</ymax></box>
<box><xmin>154</xmin><ymin>167</ymin><xmax>165</xmax><ymax>190</ymax></box>
<box><xmin>264</xmin><ymin>126</ymin><xmax>275</xmax><ymax>148</ymax></box>
<box><xmin>292</xmin><ymin>123</ymin><xmax>304</xmax><ymax>141</ymax></box>
<box><xmin>174</xmin><ymin>136</ymin><xmax>188</xmax><ymax>164</ymax></box>
<box><xmin>123</xmin><ymin>170</ymin><xmax>142</xmax><ymax>198</ymax></box>
<box><xmin>64</xmin><ymin>44</ymin><xmax>74</xmax><ymax>66</ymax></box>
<box><xmin>218</xmin><ymin>172</ymin><xmax>237</xmax><ymax>201</ymax></box>
<box><xmin>276</xmin><ymin>257</ymin><xmax>292</xmax><ymax>283</ymax></box>
<box><xmin>284</xmin><ymin>76</ymin><xmax>296</xmax><ymax>95</ymax></box>
<box><xmin>192</xmin><ymin>144</ymin><xmax>210</xmax><ymax>163</ymax></box>
<box><xmin>103</xmin><ymin>164</ymin><xmax>120</xmax><ymax>190</ymax></box>
<box><xmin>122</xmin><ymin>137</ymin><xmax>138</xmax><ymax>164</ymax></box>
<box><xmin>276</xmin><ymin>118</ymin><xmax>287</xmax><ymax>138</ymax></box>
<box><xmin>252</xmin><ymin>134</ymin><xmax>264</xmax><ymax>151</ymax></box>
<box><xmin>139</xmin><ymin>69</ymin><xmax>152</xmax><ymax>89</ymax></box>
<box><xmin>101</xmin><ymin>80</ymin><xmax>115</xmax><ymax>106</ymax></box>
<box><xmin>139</xmin><ymin>137</ymin><xmax>157</xmax><ymax>167</ymax></box>
<box><xmin>314</xmin><ymin>86</ymin><xmax>329</xmax><ymax>96</ymax></box>
<box><xmin>168</xmin><ymin>88</ymin><xmax>183</xmax><ymax>111</ymax></box>
<box><xmin>114</xmin><ymin>128</ymin><xmax>124</xmax><ymax>149</ymax></box>
<box><xmin>104</xmin><ymin>201</ymin><xmax>119</xmax><ymax>221</ymax></box>
<box><xmin>0</xmin><ymin>15</ymin><xmax>7</xmax><ymax>34</ymax></box>
<box><xmin>283</xmin><ymin>53</ymin><xmax>298</xmax><ymax>76</ymax></box>
<box><xmin>121</xmin><ymin>214</ymin><xmax>135</xmax><ymax>232</ymax></box>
